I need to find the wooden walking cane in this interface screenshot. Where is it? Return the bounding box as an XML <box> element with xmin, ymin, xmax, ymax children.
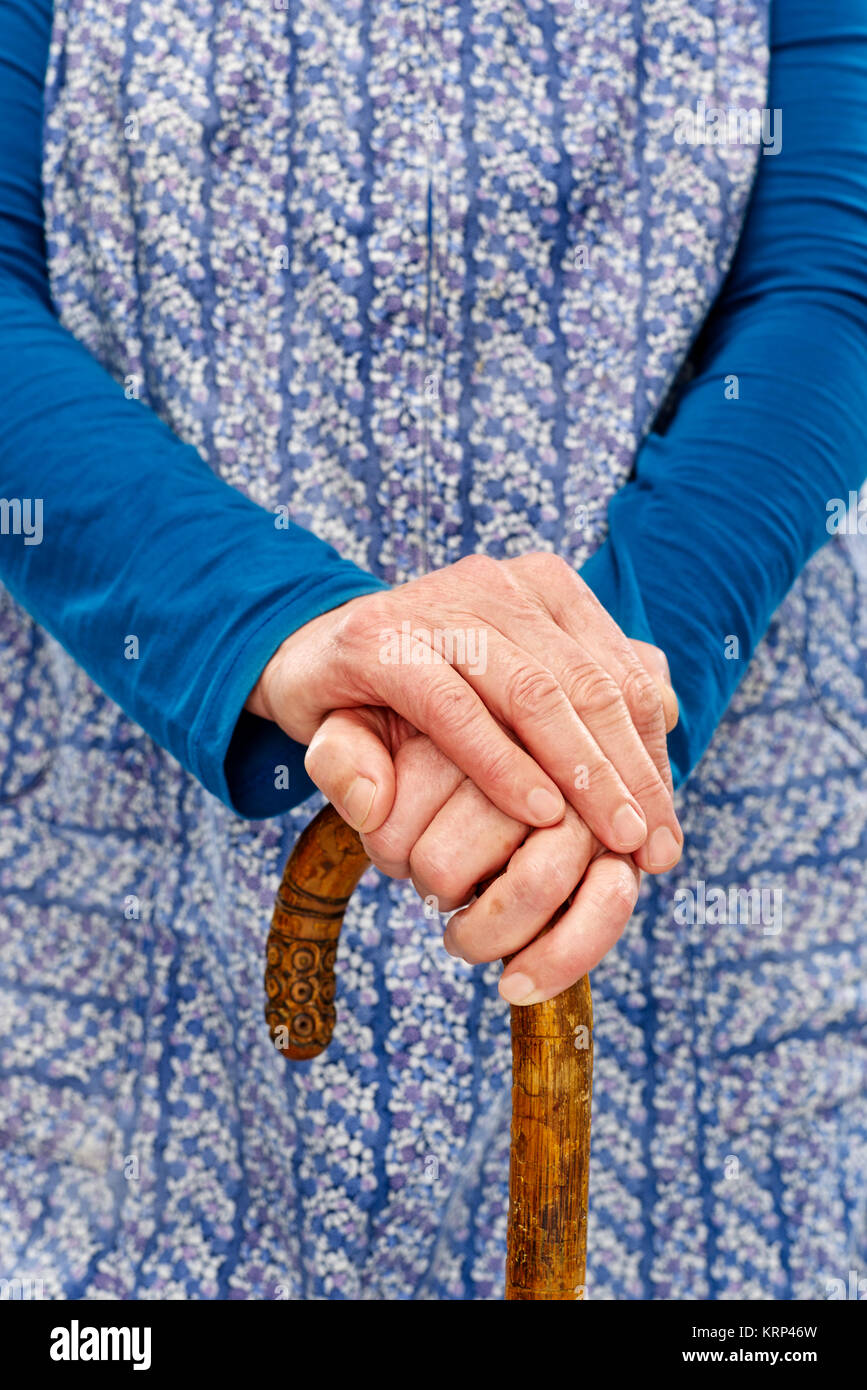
<box><xmin>264</xmin><ymin>802</ymin><xmax>592</xmax><ymax>1300</ymax></box>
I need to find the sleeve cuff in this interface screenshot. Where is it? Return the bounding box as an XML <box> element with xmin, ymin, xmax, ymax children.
<box><xmin>191</xmin><ymin>571</ymin><xmax>390</xmax><ymax>819</ymax></box>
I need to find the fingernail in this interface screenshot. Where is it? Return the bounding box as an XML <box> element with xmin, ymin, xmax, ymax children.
<box><xmin>648</xmin><ymin>825</ymin><xmax>680</xmax><ymax>869</ymax></box>
<box><xmin>526</xmin><ymin>787</ymin><xmax>565</xmax><ymax>823</ymax></box>
<box><xmin>499</xmin><ymin>972</ymin><xmax>541</xmax><ymax>1006</ymax></box>
<box><xmin>612</xmin><ymin>802</ymin><xmax>646</xmax><ymax>848</ymax></box>
<box><xmin>343</xmin><ymin>776</ymin><xmax>377</xmax><ymax>831</ymax></box>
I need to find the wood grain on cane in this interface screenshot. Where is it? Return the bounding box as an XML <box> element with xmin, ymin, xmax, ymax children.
<box><xmin>265</xmin><ymin>800</ymin><xmax>593</xmax><ymax>1299</ymax></box>
<box><xmin>506</xmin><ymin>974</ymin><xmax>592</xmax><ymax>1300</ymax></box>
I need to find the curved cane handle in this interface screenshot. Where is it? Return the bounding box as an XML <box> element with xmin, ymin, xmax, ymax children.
<box><xmin>265</xmin><ymin>803</ymin><xmax>371</xmax><ymax>1060</ymax></box>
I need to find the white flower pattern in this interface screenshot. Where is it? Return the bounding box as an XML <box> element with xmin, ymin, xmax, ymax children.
<box><xmin>0</xmin><ymin>0</ymin><xmax>865</xmax><ymax>1300</ymax></box>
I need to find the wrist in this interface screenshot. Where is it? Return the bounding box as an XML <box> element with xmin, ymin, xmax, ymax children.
<box><xmin>245</xmin><ymin>625</ymin><xmax>309</xmax><ymax>724</ymax></box>
<box><xmin>245</xmin><ymin>658</ymin><xmax>279</xmax><ymax>721</ymax></box>
<box><xmin>243</xmin><ymin>593</ymin><xmax>369</xmax><ymax>729</ymax></box>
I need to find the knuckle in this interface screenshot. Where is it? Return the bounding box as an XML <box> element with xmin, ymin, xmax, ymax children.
<box><xmin>621</xmin><ymin>666</ymin><xmax>665</xmax><ymax>728</ymax></box>
<box><xmin>505</xmin><ymin>550</ymin><xmax>570</xmax><ymax>596</ymax></box>
<box><xmin>409</xmin><ymin>842</ymin><xmax>462</xmax><ymax>899</ymax></box>
<box><xmin>543</xmin><ymin>551</ymin><xmax>572</xmax><ymax>581</ymax></box>
<box><xmin>468</xmin><ymin>737</ymin><xmax>521</xmax><ymax>793</ymax></box>
<box><xmin>563</xmin><ymin>661</ymin><xmax>620</xmax><ymax>719</ymax></box>
<box><xmin>522</xmin><ymin>550</ymin><xmax>569</xmax><ymax>580</ymax></box>
<box><xmin>361</xmin><ymin>821</ymin><xmax>411</xmax><ymax>871</ymax></box>
<box><xmin>505</xmin><ymin>862</ymin><xmax>542</xmax><ymax>910</ymax></box>
<box><xmin>601</xmin><ymin>860</ymin><xmax>641</xmax><ymax>915</ymax></box>
<box><xmin>451</xmin><ymin>553</ymin><xmax>502</xmax><ymax>588</ymax></box>
<box><xmin>414</xmin><ymin>676</ymin><xmax>472</xmax><ymax>738</ymax></box>
<box><xmin>569</xmin><ymin>751</ymin><xmax>609</xmax><ymax>796</ymax></box>
<box><xmin>509</xmin><ymin>854</ymin><xmax>567</xmax><ymax>910</ymax></box>
<box><xmin>547</xmin><ymin>855</ymin><xmax>578</xmax><ymax>905</ymax></box>
<box><xmin>629</xmin><ymin>771</ymin><xmax>666</xmax><ymax>808</ymax></box>
<box><xmin>332</xmin><ymin>595</ymin><xmax>383</xmax><ymax>660</ymax></box>
<box><xmin>505</xmin><ymin>663</ymin><xmax>563</xmax><ymax>721</ymax></box>
<box><xmin>448</xmin><ymin>922</ymin><xmax>487</xmax><ymax>965</ymax></box>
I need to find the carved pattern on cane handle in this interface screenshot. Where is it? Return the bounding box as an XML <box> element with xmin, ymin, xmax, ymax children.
<box><xmin>265</xmin><ymin>803</ymin><xmax>371</xmax><ymax>1060</ymax></box>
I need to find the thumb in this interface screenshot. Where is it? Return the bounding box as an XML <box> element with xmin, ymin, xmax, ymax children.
<box><xmin>304</xmin><ymin>707</ymin><xmax>397</xmax><ymax>833</ymax></box>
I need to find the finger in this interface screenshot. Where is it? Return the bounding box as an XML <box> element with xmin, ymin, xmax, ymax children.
<box><xmin>620</xmin><ymin>640</ymin><xmax>682</xmax><ymax>872</ymax></box>
<box><xmin>552</xmin><ymin>569</ymin><xmax>680</xmax><ymax>789</ymax></box>
<box><xmin>629</xmin><ymin>639</ymin><xmax>680</xmax><ymax>737</ymax></box>
<box><xmin>451</xmin><ymin>630</ymin><xmax>654</xmax><ymax>855</ymax></box>
<box><xmin>525</xmin><ymin>560</ymin><xmax>679</xmax><ymax>800</ymax></box>
<box><xmin>495</xmin><ymin>627</ymin><xmax>682</xmax><ymax>866</ymax></box>
<box><xmin>442</xmin><ymin>807</ymin><xmax>596</xmax><ymax>960</ymax></box>
<box><xmin>495</xmin><ymin>562</ymin><xmax>682</xmax><ymax>866</ymax></box>
<box><xmin>498</xmin><ymin>851</ymin><xmax>642</xmax><ymax>1004</ymax></box>
<box><xmin>361</xmin><ymin>735</ymin><xmax>465</xmax><ymax>878</ymax></box>
<box><xmin>304</xmin><ymin>707</ymin><xmax>398</xmax><ymax>833</ymax></box>
<box><xmin>620</xmin><ymin>636</ymin><xmax>678</xmax><ymax>807</ymax></box>
<box><xmin>624</xmin><ymin>639</ymin><xmax>678</xmax><ymax>794</ymax></box>
<box><xmin>408</xmin><ymin>777</ymin><xmax>527</xmax><ymax>913</ymax></box>
<box><xmin>372</xmin><ymin>650</ymin><xmax>567</xmax><ymax>829</ymax></box>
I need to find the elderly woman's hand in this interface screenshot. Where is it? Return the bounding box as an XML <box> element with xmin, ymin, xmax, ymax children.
<box><xmin>299</xmin><ymin>637</ymin><xmax>681</xmax><ymax>1000</ymax></box>
<box><xmin>249</xmin><ymin>553</ymin><xmax>682</xmax><ymax>862</ymax></box>
<box><xmin>358</xmin><ymin>725</ymin><xmax>650</xmax><ymax>1003</ymax></box>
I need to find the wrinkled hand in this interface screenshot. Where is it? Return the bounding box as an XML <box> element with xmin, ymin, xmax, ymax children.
<box><xmin>359</xmin><ymin>727</ymin><xmax>647</xmax><ymax>1003</ymax></box>
<box><xmin>304</xmin><ymin>639</ymin><xmax>681</xmax><ymax>999</ymax></box>
<box><xmin>249</xmin><ymin>552</ymin><xmax>681</xmax><ymax>862</ymax></box>
<box><xmin>307</xmin><ymin>637</ymin><xmax>681</xmax><ymax>884</ymax></box>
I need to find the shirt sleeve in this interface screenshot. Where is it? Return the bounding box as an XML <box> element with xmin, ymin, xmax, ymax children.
<box><xmin>580</xmin><ymin>0</ymin><xmax>867</xmax><ymax>787</ymax></box>
<box><xmin>0</xmin><ymin>0</ymin><xmax>389</xmax><ymax>819</ymax></box>
<box><xmin>5</xmin><ymin>2</ymin><xmax>864</xmax><ymax>817</ymax></box>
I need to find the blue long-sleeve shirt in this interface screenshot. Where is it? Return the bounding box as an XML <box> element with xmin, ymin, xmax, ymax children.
<box><xmin>1</xmin><ymin>0</ymin><xmax>866</xmax><ymax>818</ymax></box>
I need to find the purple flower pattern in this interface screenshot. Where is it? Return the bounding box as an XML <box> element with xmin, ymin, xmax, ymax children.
<box><xmin>1</xmin><ymin>0</ymin><xmax>865</xmax><ymax>1302</ymax></box>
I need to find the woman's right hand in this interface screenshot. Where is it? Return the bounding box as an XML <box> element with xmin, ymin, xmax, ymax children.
<box><xmin>246</xmin><ymin>551</ymin><xmax>681</xmax><ymax>858</ymax></box>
